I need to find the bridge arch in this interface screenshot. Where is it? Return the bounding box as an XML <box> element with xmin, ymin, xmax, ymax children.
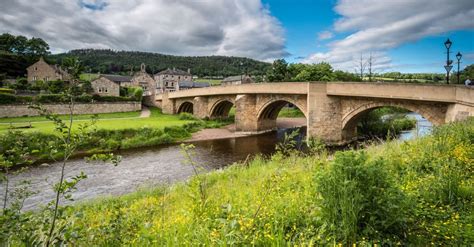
<box><xmin>256</xmin><ymin>98</ymin><xmax>307</xmax><ymax>131</ymax></box>
<box><xmin>177</xmin><ymin>101</ymin><xmax>194</xmax><ymax>114</ymax></box>
<box><xmin>341</xmin><ymin>101</ymin><xmax>442</xmax><ymax>140</ymax></box>
<box><xmin>210</xmin><ymin>99</ymin><xmax>235</xmax><ymax>118</ymax></box>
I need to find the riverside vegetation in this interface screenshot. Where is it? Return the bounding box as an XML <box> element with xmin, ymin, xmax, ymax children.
<box><xmin>1</xmin><ymin>116</ymin><xmax>472</xmax><ymax>245</ymax></box>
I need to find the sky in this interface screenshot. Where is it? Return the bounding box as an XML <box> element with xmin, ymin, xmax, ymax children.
<box><xmin>1</xmin><ymin>0</ymin><xmax>473</xmax><ymax>73</ymax></box>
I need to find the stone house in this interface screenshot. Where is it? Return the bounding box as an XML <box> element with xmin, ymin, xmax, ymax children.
<box><xmin>26</xmin><ymin>57</ymin><xmax>71</xmax><ymax>82</ymax></box>
<box><xmin>131</xmin><ymin>63</ymin><xmax>155</xmax><ymax>96</ymax></box>
<box><xmin>155</xmin><ymin>68</ymin><xmax>192</xmax><ymax>93</ymax></box>
<box><xmin>221</xmin><ymin>75</ymin><xmax>254</xmax><ymax>86</ymax></box>
<box><xmin>91</xmin><ymin>74</ymin><xmax>131</xmax><ymax>96</ymax></box>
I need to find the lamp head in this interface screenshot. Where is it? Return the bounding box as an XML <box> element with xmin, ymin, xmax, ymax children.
<box><xmin>444</xmin><ymin>39</ymin><xmax>452</xmax><ymax>49</ymax></box>
<box><xmin>456</xmin><ymin>52</ymin><xmax>462</xmax><ymax>61</ymax></box>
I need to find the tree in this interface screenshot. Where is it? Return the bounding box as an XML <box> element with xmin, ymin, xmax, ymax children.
<box><xmin>354</xmin><ymin>53</ymin><xmax>367</xmax><ymax>81</ymax></box>
<box><xmin>266</xmin><ymin>59</ymin><xmax>289</xmax><ymax>82</ymax></box>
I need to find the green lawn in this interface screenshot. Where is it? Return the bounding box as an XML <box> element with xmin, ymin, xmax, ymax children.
<box><xmin>0</xmin><ymin>108</ymin><xmax>192</xmax><ymax>134</ymax></box>
<box><xmin>80</xmin><ymin>73</ymin><xmax>100</xmax><ymax>81</ymax></box>
<box><xmin>194</xmin><ymin>78</ymin><xmax>222</xmax><ymax>86</ymax></box>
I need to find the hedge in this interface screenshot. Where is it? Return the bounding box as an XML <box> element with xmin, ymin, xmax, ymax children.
<box><xmin>0</xmin><ymin>94</ymin><xmax>138</xmax><ymax>104</ymax></box>
<box><xmin>0</xmin><ymin>88</ymin><xmax>15</xmax><ymax>94</ymax></box>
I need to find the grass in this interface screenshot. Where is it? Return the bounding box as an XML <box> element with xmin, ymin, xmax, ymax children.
<box><xmin>0</xmin><ymin>108</ymin><xmax>190</xmax><ymax>134</ymax></box>
<box><xmin>278</xmin><ymin>107</ymin><xmax>305</xmax><ymax>118</ymax></box>
<box><xmin>195</xmin><ymin>78</ymin><xmax>222</xmax><ymax>86</ymax></box>
<box><xmin>80</xmin><ymin>73</ymin><xmax>100</xmax><ymax>81</ymax></box>
<box><xmin>19</xmin><ymin>118</ymin><xmax>470</xmax><ymax>246</ymax></box>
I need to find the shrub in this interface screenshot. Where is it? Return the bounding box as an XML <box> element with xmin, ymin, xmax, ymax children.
<box><xmin>75</xmin><ymin>94</ymin><xmax>93</xmax><ymax>103</ymax></box>
<box><xmin>15</xmin><ymin>95</ymin><xmax>33</xmax><ymax>103</ymax></box>
<box><xmin>179</xmin><ymin>112</ymin><xmax>197</xmax><ymax>120</ymax></box>
<box><xmin>0</xmin><ymin>88</ymin><xmax>15</xmax><ymax>94</ymax></box>
<box><xmin>316</xmin><ymin>151</ymin><xmax>408</xmax><ymax>244</ymax></box>
<box><xmin>37</xmin><ymin>94</ymin><xmax>66</xmax><ymax>103</ymax></box>
<box><xmin>95</xmin><ymin>96</ymin><xmax>134</xmax><ymax>102</ymax></box>
<box><xmin>0</xmin><ymin>93</ymin><xmax>17</xmax><ymax>104</ymax></box>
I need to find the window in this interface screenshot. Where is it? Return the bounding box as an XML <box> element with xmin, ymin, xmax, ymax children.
<box><xmin>34</xmin><ymin>67</ymin><xmax>37</xmax><ymax>71</ymax></box>
<box><xmin>98</xmin><ymin>88</ymin><xmax>102</xmax><ymax>93</ymax></box>
<box><xmin>45</xmin><ymin>77</ymin><xmax>49</xmax><ymax>82</ymax></box>
<box><xmin>33</xmin><ymin>76</ymin><xmax>37</xmax><ymax>81</ymax></box>
<box><xmin>105</xmin><ymin>88</ymin><xmax>108</xmax><ymax>93</ymax></box>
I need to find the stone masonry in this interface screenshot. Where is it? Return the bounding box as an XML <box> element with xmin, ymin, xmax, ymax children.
<box><xmin>158</xmin><ymin>82</ymin><xmax>474</xmax><ymax>144</ymax></box>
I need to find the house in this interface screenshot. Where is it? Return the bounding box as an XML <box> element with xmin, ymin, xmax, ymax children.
<box><xmin>177</xmin><ymin>81</ymin><xmax>210</xmax><ymax>90</ymax></box>
<box><xmin>26</xmin><ymin>57</ymin><xmax>71</xmax><ymax>82</ymax></box>
<box><xmin>221</xmin><ymin>75</ymin><xmax>254</xmax><ymax>86</ymax></box>
<box><xmin>131</xmin><ymin>63</ymin><xmax>155</xmax><ymax>96</ymax></box>
<box><xmin>155</xmin><ymin>68</ymin><xmax>192</xmax><ymax>93</ymax></box>
<box><xmin>91</xmin><ymin>74</ymin><xmax>131</xmax><ymax>96</ymax></box>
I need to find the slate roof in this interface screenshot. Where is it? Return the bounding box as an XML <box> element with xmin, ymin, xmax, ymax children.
<box><xmin>155</xmin><ymin>68</ymin><xmax>191</xmax><ymax>76</ymax></box>
<box><xmin>179</xmin><ymin>81</ymin><xmax>210</xmax><ymax>88</ymax></box>
<box><xmin>101</xmin><ymin>74</ymin><xmax>132</xmax><ymax>83</ymax></box>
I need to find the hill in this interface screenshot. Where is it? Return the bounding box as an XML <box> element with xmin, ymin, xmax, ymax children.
<box><xmin>48</xmin><ymin>49</ymin><xmax>271</xmax><ymax>78</ymax></box>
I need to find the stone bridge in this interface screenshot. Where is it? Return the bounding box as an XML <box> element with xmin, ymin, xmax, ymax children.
<box><xmin>156</xmin><ymin>82</ymin><xmax>474</xmax><ymax>144</ymax></box>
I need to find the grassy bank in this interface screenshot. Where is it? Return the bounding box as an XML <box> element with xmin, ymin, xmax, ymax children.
<box><xmin>8</xmin><ymin>118</ymin><xmax>471</xmax><ymax>245</ymax></box>
<box><xmin>0</xmin><ymin>109</ymin><xmax>232</xmax><ymax>165</ymax></box>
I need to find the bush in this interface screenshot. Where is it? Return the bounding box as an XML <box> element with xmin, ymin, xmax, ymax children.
<box><xmin>95</xmin><ymin>96</ymin><xmax>134</xmax><ymax>102</ymax></box>
<box><xmin>179</xmin><ymin>112</ymin><xmax>197</xmax><ymax>120</ymax></box>
<box><xmin>0</xmin><ymin>88</ymin><xmax>15</xmax><ymax>94</ymax></box>
<box><xmin>15</xmin><ymin>95</ymin><xmax>33</xmax><ymax>103</ymax></box>
<box><xmin>75</xmin><ymin>94</ymin><xmax>93</xmax><ymax>103</ymax></box>
<box><xmin>316</xmin><ymin>151</ymin><xmax>408</xmax><ymax>244</ymax></box>
<box><xmin>0</xmin><ymin>93</ymin><xmax>17</xmax><ymax>104</ymax></box>
<box><xmin>37</xmin><ymin>94</ymin><xmax>66</xmax><ymax>103</ymax></box>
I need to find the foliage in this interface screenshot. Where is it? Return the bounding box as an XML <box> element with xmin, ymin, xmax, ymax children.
<box><xmin>316</xmin><ymin>151</ymin><xmax>408</xmax><ymax>244</ymax></box>
<box><xmin>0</xmin><ymin>93</ymin><xmax>16</xmax><ymax>104</ymax></box>
<box><xmin>0</xmin><ymin>88</ymin><xmax>14</xmax><ymax>94</ymax></box>
<box><xmin>2</xmin><ymin>118</ymin><xmax>473</xmax><ymax>245</ymax></box>
<box><xmin>178</xmin><ymin>112</ymin><xmax>198</xmax><ymax>120</ymax></box>
<box><xmin>50</xmin><ymin>49</ymin><xmax>271</xmax><ymax>77</ymax></box>
<box><xmin>357</xmin><ymin>107</ymin><xmax>416</xmax><ymax>138</ymax></box>
<box><xmin>0</xmin><ymin>33</ymin><xmax>50</xmax><ymax>77</ymax></box>
<box><xmin>277</xmin><ymin>106</ymin><xmax>305</xmax><ymax>118</ymax></box>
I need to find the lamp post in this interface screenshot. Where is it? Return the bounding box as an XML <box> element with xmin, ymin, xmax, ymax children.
<box><xmin>444</xmin><ymin>39</ymin><xmax>453</xmax><ymax>84</ymax></box>
<box><xmin>456</xmin><ymin>52</ymin><xmax>462</xmax><ymax>84</ymax></box>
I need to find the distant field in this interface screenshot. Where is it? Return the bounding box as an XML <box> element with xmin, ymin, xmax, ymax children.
<box><xmin>0</xmin><ymin>108</ymin><xmax>192</xmax><ymax>134</ymax></box>
<box><xmin>363</xmin><ymin>77</ymin><xmax>434</xmax><ymax>83</ymax></box>
<box><xmin>80</xmin><ymin>73</ymin><xmax>100</xmax><ymax>81</ymax></box>
<box><xmin>195</xmin><ymin>78</ymin><xmax>222</xmax><ymax>85</ymax></box>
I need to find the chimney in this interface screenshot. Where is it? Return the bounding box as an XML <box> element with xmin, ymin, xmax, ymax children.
<box><xmin>173</xmin><ymin>67</ymin><xmax>176</xmax><ymax>71</ymax></box>
<box><xmin>187</xmin><ymin>68</ymin><xmax>191</xmax><ymax>74</ymax></box>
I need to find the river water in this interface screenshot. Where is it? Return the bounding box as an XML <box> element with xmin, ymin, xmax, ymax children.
<box><xmin>1</xmin><ymin>114</ymin><xmax>431</xmax><ymax>211</ymax></box>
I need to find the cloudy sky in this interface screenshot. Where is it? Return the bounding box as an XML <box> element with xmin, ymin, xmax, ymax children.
<box><xmin>1</xmin><ymin>0</ymin><xmax>473</xmax><ymax>72</ymax></box>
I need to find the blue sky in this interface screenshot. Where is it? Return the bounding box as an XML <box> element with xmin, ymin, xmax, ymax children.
<box><xmin>1</xmin><ymin>0</ymin><xmax>473</xmax><ymax>73</ymax></box>
<box><xmin>264</xmin><ymin>0</ymin><xmax>474</xmax><ymax>73</ymax></box>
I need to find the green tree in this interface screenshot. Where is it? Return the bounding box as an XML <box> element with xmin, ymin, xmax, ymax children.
<box><xmin>266</xmin><ymin>59</ymin><xmax>289</xmax><ymax>82</ymax></box>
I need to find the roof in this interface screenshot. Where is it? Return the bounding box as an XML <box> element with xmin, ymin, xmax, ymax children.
<box><xmin>100</xmin><ymin>74</ymin><xmax>132</xmax><ymax>83</ymax></box>
<box><xmin>179</xmin><ymin>81</ymin><xmax>210</xmax><ymax>88</ymax></box>
<box><xmin>222</xmin><ymin>75</ymin><xmax>245</xmax><ymax>82</ymax></box>
<box><xmin>156</xmin><ymin>68</ymin><xmax>191</xmax><ymax>76</ymax></box>
<box><xmin>28</xmin><ymin>57</ymin><xmax>70</xmax><ymax>77</ymax></box>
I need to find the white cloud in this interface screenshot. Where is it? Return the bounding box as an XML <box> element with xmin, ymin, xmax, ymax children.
<box><xmin>317</xmin><ymin>31</ymin><xmax>333</xmax><ymax>41</ymax></box>
<box><xmin>0</xmin><ymin>0</ymin><xmax>288</xmax><ymax>60</ymax></box>
<box><xmin>304</xmin><ymin>0</ymin><xmax>474</xmax><ymax>71</ymax></box>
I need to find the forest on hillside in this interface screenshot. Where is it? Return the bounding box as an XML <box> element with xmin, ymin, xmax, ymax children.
<box><xmin>49</xmin><ymin>49</ymin><xmax>271</xmax><ymax>77</ymax></box>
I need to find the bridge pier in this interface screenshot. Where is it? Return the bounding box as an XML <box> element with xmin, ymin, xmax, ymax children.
<box><xmin>193</xmin><ymin>96</ymin><xmax>209</xmax><ymax>119</ymax></box>
<box><xmin>235</xmin><ymin>94</ymin><xmax>259</xmax><ymax>132</ymax></box>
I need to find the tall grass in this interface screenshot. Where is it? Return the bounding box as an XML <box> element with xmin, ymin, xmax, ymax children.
<box><xmin>5</xmin><ymin>118</ymin><xmax>474</xmax><ymax>245</ymax></box>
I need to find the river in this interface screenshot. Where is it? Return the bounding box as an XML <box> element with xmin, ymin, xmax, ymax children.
<box><xmin>1</xmin><ymin>114</ymin><xmax>432</xmax><ymax>211</ymax></box>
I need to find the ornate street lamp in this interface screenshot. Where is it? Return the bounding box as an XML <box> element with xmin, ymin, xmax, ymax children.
<box><xmin>444</xmin><ymin>39</ymin><xmax>453</xmax><ymax>84</ymax></box>
<box><xmin>456</xmin><ymin>52</ymin><xmax>462</xmax><ymax>84</ymax></box>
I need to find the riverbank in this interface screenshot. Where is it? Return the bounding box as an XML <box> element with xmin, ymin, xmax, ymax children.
<box><xmin>5</xmin><ymin>118</ymin><xmax>472</xmax><ymax>245</ymax></box>
<box><xmin>188</xmin><ymin>118</ymin><xmax>306</xmax><ymax>141</ymax></box>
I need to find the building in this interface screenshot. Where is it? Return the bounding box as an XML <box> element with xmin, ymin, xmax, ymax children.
<box><xmin>91</xmin><ymin>74</ymin><xmax>131</xmax><ymax>96</ymax></box>
<box><xmin>155</xmin><ymin>68</ymin><xmax>192</xmax><ymax>93</ymax></box>
<box><xmin>221</xmin><ymin>75</ymin><xmax>254</xmax><ymax>86</ymax></box>
<box><xmin>177</xmin><ymin>81</ymin><xmax>210</xmax><ymax>90</ymax></box>
<box><xmin>26</xmin><ymin>57</ymin><xmax>71</xmax><ymax>82</ymax></box>
<box><xmin>131</xmin><ymin>63</ymin><xmax>155</xmax><ymax>96</ymax></box>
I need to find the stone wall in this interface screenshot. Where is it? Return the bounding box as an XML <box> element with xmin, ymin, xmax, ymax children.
<box><xmin>0</xmin><ymin>102</ymin><xmax>141</xmax><ymax>118</ymax></box>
